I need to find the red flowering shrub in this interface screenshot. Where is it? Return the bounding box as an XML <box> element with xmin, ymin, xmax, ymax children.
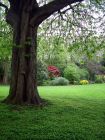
<box><xmin>48</xmin><ymin>66</ymin><xmax>60</xmax><ymax>78</ymax></box>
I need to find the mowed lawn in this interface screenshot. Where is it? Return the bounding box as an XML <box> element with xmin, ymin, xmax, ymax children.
<box><xmin>0</xmin><ymin>84</ymin><xmax>105</xmax><ymax>140</ymax></box>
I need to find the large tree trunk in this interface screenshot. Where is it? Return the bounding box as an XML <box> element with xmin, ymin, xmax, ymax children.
<box><xmin>4</xmin><ymin>8</ymin><xmax>42</xmax><ymax>105</ymax></box>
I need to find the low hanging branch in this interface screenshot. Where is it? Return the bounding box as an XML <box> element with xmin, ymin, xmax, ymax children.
<box><xmin>30</xmin><ymin>0</ymin><xmax>83</xmax><ymax>26</ymax></box>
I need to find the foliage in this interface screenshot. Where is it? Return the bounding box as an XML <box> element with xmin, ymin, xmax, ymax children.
<box><xmin>38</xmin><ymin>36</ymin><xmax>68</xmax><ymax>72</ymax></box>
<box><xmin>50</xmin><ymin>77</ymin><xmax>69</xmax><ymax>86</ymax></box>
<box><xmin>0</xmin><ymin>11</ymin><xmax>12</xmax><ymax>84</ymax></box>
<box><xmin>48</xmin><ymin>65</ymin><xmax>60</xmax><ymax>79</ymax></box>
<box><xmin>37</xmin><ymin>60</ymin><xmax>48</xmax><ymax>85</ymax></box>
<box><xmin>64</xmin><ymin>64</ymin><xmax>80</xmax><ymax>84</ymax></box>
<box><xmin>79</xmin><ymin>68</ymin><xmax>89</xmax><ymax>80</ymax></box>
<box><xmin>101</xmin><ymin>53</ymin><xmax>105</xmax><ymax>67</ymax></box>
<box><xmin>95</xmin><ymin>75</ymin><xmax>105</xmax><ymax>83</ymax></box>
<box><xmin>86</xmin><ymin>61</ymin><xmax>105</xmax><ymax>81</ymax></box>
<box><xmin>0</xmin><ymin>12</ymin><xmax>12</xmax><ymax>61</ymax></box>
<box><xmin>42</xmin><ymin>80</ymin><xmax>51</xmax><ymax>86</ymax></box>
<box><xmin>0</xmin><ymin>37</ymin><xmax>11</xmax><ymax>61</ymax></box>
<box><xmin>80</xmin><ymin>80</ymin><xmax>89</xmax><ymax>85</ymax></box>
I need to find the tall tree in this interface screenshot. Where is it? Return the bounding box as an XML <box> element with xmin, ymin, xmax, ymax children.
<box><xmin>0</xmin><ymin>9</ymin><xmax>12</xmax><ymax>84</ymax></box>
<box><xmin>0</xmin><ymin>0</ymin><xmax>98</xmax><ymax>105</ymax></box>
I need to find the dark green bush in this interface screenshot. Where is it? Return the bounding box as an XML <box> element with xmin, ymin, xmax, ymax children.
<box><xmin>50</xmin><ymin>77</ymin><xmax>69</xmax><ymax>86</ymax></box>
<box><xmin>42</xmin><ymin>80</ymin><xmax>51</xmax><ymax>86</ymax></box>
<box><xmin>64</xmin><ymin>64</ymin><xmax>80</xmax><ymax>84</ymax></box>
<box><xmin>79</xmin><ymin>68</ymin><xmax>89</xmax><ymax>80</ymax></box>
<box><xmin>95</xmin><ymin>75</ymin><xmax>104</xmax><ymax>83</ymax></box>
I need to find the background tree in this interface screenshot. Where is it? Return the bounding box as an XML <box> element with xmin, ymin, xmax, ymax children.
<box><xmin>0</xmin><ymin>6</ymin><xmax>11</xmax><ymax>84</ymax></box>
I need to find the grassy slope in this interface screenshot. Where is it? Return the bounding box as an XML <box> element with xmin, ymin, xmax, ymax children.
<box><xmin>0</xmin><ymin>84</ymin><xmax>105</xmax><ymax>140</ymax></box>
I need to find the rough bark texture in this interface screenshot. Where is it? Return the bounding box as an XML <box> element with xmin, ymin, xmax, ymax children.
<box><xmin>4</xmin><ymin>0</ymin><xmax>42</xmax><ymax>105</ymax></box>
<box><xmin>4</xmin><ymin>27</ymin><xmax>41</xmax><ymax>105</ymax></box>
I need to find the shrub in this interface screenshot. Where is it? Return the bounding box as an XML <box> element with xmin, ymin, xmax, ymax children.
<box><xmin>64</xmin><ymin>64</ymin><xmax>80</xmax><ymax>84</ymax></box>
<box><xmin>74</xmin><ymin>81</ymin><xmax>79</xmax><ymax>85</ymax></box>
<box><xmin>42</xmin><ymin>80</ymin><xmax>51</xmax><ymax>86</ymax></box>
<box><xmin>95</xmin><ymin>75</ymin><xmax>105</xmax><ymax>83</ymax></box>
<box><xmin>50</xmin><ymin>77</ymin><xmax>69</xmax><ymax>86</ymax></box>
<box><xmin>48</xmin><ymin>65</ymin><xmax>60</xmax><ymax>79</ymax></box>
<box><xmin>103</xmin><ymin>75</ymin><xmax>105</xmax><ymax>82</ymax></box>
<box><xmin>80</xmin><ymin>80</ymin><xmax>89</xmax><ymax>85</ymax></box>
<box><xmin>79</xmin><ymin>68</ymin><xmax>89</xmax><ymax>80</ymax></box>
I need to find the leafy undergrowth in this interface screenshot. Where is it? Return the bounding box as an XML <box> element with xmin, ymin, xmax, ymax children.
<box><xmin>0</xmin><ymin>84</ymin><xmax>105</xmax><ymax>140</ymax></box>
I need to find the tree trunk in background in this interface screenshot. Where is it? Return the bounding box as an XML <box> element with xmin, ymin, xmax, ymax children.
<box><xmin>2</xmin><ymin>61</ymin><xmax>9</xmax><ymax>84</ymax></box>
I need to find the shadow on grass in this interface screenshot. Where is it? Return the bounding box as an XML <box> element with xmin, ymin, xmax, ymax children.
<box><xmin>0</xmin><ymin>97</ymin><xmax>53</xmax><ymax>112</ymax></box>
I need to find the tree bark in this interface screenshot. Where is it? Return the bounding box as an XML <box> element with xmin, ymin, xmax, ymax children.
<box><xmin>4</xmin><ymin>12</ymin><xmax>42</xmax><ymax>105</ymax></box>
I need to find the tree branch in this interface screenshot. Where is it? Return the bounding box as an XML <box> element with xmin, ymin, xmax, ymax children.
<box><xmin>30</xmin><ymin>0</ymin><xmax>83</xmax><ymax>26</ymax></box>
<box><xmin>0</xmin><ymin>2</ymin><xmax>8</xmax><ymax>13</ymax></box>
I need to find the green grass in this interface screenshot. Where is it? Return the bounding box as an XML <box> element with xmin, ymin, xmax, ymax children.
<box><xmin>0</xmin><ymin>84</ymin><xmax>105</xmax><ymax>140</ymax></box>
